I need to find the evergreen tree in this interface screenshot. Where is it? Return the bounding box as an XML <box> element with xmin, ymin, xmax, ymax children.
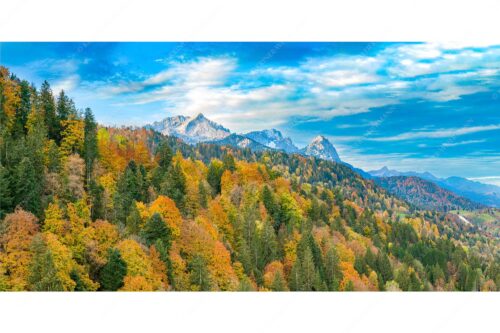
<box><xmin>114</xmin><ymin>161</ymin><xmax>143</xmax><ymax>223</ymax></box>
<box><xmin>188</xmin><ymin>255</ymin><xmax>211</xmax><ymax>291</ymax></box>
<box><xmin>99</xmin><ymin>249</ymin><xmax>127</xmax><ymax>291</ymax></box>
<box><xmin>39</xmin><ymin>81</ymin><xmax>58</xmax><ymax>141</ymax></box>
<box><xmin>28</xmin><ymin>236</ymin><xmax>64</xmax><ymax>291</ymax></box>
<box><xmin>151</xmin><ymin>142</ymin><xmax>173</xmax><ymax>190</ymax></box>
<box><xmin>141</xmin><ymin>213</ymin><xmax>172</xmax><ymax>247</ymax></box>
<box><xmin>13</xmin><ymin>80</ymin><xmax>31</xmax><ymax>138</ymax></box>
<box><xmin>300</xmin><ymin>247</ymin><xmax>317</xmax><ymax>291</ymax></box>
<box><xmin>223</xmin><ymin>153</ymin><xmax>236</xmax><ymax>172</ymax></box>
<box><xmin>271</xmin><ymin>270</ymin><xmax>287</xmax><ymax>291</ymax></box>
<box><xmin>324</xmin><ymin>247</ymin><xmax>342</xmax><ymax>291</ymax></box>
<box><xmin>198</xmin><ymin>181</ymin><xmax>208</xmax><ymax>209</ymax></box>
<box><xmin>160</xmin><ymin>162</ymin><xmax>186</xmax><ymax>212</ymax></box>
<box><xmin>14</xmin><ymin>157</ymin><xmax>43</xmax><ymax>216</ymax></box>
<box><xmin>0</xmin><ymin>164</ymin><xmax>12</xmax><ymax>218</ymax></box>
<box><xmin>207</xmin><ymin>160</ymin><xmax>224</xmax><ymax>195</ymax></box>
<box><xmin>83</xmin><ymin>108</ymin><xmax>98</xmax><ymax>186</ymax></box>
<box><xmin>89</xmin><ymin>180</ymin><xmax>104</xmax><ymax>220</ymax></box>
<box><xmin>125</xmin><ymin>202</ymin><xmax>142</xmax><ymax>235</ymax></box>
<box><xmin>376</xmin><ymin>251</ymin><xmax>393</xmax><ymax>284</ymax></box>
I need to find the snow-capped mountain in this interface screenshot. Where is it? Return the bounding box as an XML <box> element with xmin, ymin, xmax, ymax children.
<box><xmin>300</xmin><ymin>135</ymin><xmax>341</xmax><ymax>162</ymax></box>
<box><xmin>243</xmin><ymin>129</ymin><xmax>299</xmax><ymax>153</ymax></box>
<box><xmin>146</xmin><ymin>113</ymin><xmax>230</xmax><ymax>143</ymax></box>
<box><xmin>209</xmin><ymin>134</ymin><xmax>270</xmax><ymax>151</ymax></box>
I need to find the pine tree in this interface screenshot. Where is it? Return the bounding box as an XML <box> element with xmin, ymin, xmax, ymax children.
<box><xmin>0</xmin><ymin>164</ymin><xmax>12</xmax><ymax>218</ymax></box>
<box><xmin>99</xmin><ymin>249</ymin><xmax>127</xmax><ymax>291</ymax></box>
<box><xmin>39</xmin><ymin>81</ymin><xmax>58</xmax><ymax>141</ymax></box>
<box><xmin>141</xmin><ymin>213</ymin><xmax>172</xmax><ymax>247</ymax></box>
<box><xmin>125</xmin><ymin>202</ymin><xmax>142</xmax><ymax>235</ymax></box>
<box><xmin>28</xmin><ymin>235</ymin><xmax>64</xmax><ymax>291</ymax></box>
<box><xmin>198</xmin><ymin>181</ymin><xmax>208</xmax><ymax>209</ymax></box>
<box><xmin>13</xmin><ymin>80</ymin><xmax>31</xmax><ymax>138</ymax></box>
<box><xmin>223</xmin><ymin>153</ymin><xmax>236</xmax><ymax>172</ymax></box>
<box><xmin>271</xmin><ymin>270</ymin><xmax>287</xmax><ymax>291</ymax></box>
<box><xmin>376</xmin><ymin>251</ymin><xmax>393</xmax><ymax>284</ymax></box>
<box><xmin>188</xmin><ymin>255</ymin><xmax>212</xmax><ymax>291</ymax></box>
<box><xmin>14</xmin><ymin>157</ymin><xmax>43</xmax><ymax>216</ymax></box>
<box><xmin>324</xmin><ymin>247</ymin><xmax>342</xmax><ymax>291</ymax></box>
<box><xmin>83</xmin><ymin>108</ymin><xmax>98</xmax><ymax>186</ymax></box>
<box><xmin>160</xmin><ymin>162</ymin><xmax>186</xmax><ymax>212</ymax></box>
<box><xmin>301</xmin><ymin>247</ymin><xmax>317</xmax><ymax>291</ymax></box>
<box><xmin>207</xmin><ymin>160</ymin><xmax>224</xmax><ymax>195</ymax></box>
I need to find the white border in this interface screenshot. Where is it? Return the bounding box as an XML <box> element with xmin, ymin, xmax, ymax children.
<box><xmin>0</xmin><ymin>292</ymin><xmax>499</xmax><ymax>332</ymax></box>
<box><xmin>0</xmin><ymin>0</ymin><xmax>499</xmax><ymax>42</ymax></box>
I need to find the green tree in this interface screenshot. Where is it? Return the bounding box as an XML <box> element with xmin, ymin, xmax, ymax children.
<box><xmin>188</xmin><ymin>255</ymin><xmax>212</xmax><ymax>291</ymax></box>
<box><xmin>99</xmin><ymin>249</ymin><xmax>127</xmax><ymax>291</ymax></box>
<box><xmin>271</xmin><ymin>270</ymin><xmax>287</xmax><ymax>291</ymax></box>
<box><xmin>223</xmin><ymin>153</ymin><xmax>236</xmax><ymax>172</ymax></box>
<box><xmin>324</xmin><ymin>247</ymin><xmax>342</xmax><ymax>291</ymax></box>
<box><xmin>0</xmin><ymin>164</ymin><xmax>12</xmax><ymax>218</ymax></box>
<box><xmin>14</xmin><ymin>157</ymin><xmax>43</xmax><ymax>216</ymax></box>
<box><xmin>83</xmin><ymin>108</ymin><xmax>98</xmax><ymax>186</ymax></box>
<box><xmin>39</xmin><ymin>80</ymin><xmax>58</xmax><ymax>141</ymax></box>
<box><xmin>207</xmin><ymin>160</ymin><xmax>224</xmax><ymax>196</ymax></box>
<box><xmin>141</xmin><ymin>213</ymin><xmax>172</xmax><ymax>247</ymax></box>
<box><xmin>198</xmin><ymin>181</ymin><xmax>208</xmax><ymax>209</ymax></box>
<box><xmin>28</xmin><ymin>235</ymin><xmax>64</xmax><ymax>291</ymax></box>
<box><xmin>160</xmin><ymin>162</ymin><xmax>186</xmax><ymax>212</ymax></box>
<box><xmin>13</xmin><ymin>80</ymin><xmax>31</xmax><ymax>138</ymax></box>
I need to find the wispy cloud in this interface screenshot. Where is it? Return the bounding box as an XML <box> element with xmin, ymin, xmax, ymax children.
<box><xmin>369</xmin><ymin>125</ymin><xmax>500</xmax><ymax>142</ymax></box>
<box><xmin>442</xmin><ymin>139</ymin><xmax>486</xmax><ymax>147</ymax></box>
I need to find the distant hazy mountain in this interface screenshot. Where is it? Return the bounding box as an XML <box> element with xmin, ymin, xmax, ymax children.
<box><xmin>368</xmin><ymin>166</ymin><xmax>439</xmax><ymax>181</ymax></box>
<box><xmin>369</xmin><ymin>166</ymin><xmax>500</xmax><ymax>208</ymax></box>
<box><xmin>146</xmin><ymin>113</ymin><xmax>230</xmax><ymax>143</ymax></box>
<box><xmin>300</xmin><ymin>135</ymin><xmax>341</xmax><ymax>162</ymax></box>
<box><xmin>375</xmin><ymin>176</ymin><xmax>484</xmax><ymax>211</ymax></box>
<box><xmin>244</xmin><ymin>129</ymin><xmax>299</xmax><ymax>153</ymax></box>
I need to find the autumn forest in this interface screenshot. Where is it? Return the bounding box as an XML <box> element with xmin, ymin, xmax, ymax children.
<box><xmin>0</xmin><ymin>66</ymin><xmax>499</xmax><ymax>292</ymax></box>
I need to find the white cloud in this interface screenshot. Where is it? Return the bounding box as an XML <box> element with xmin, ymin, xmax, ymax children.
<box><xmin>442</xmin><ymin>139</ymin><xmax>486</xmax><ymax>147</ymax></box>
<box><xmin>369</xmin><ymin>125</ymin><xmax>500</xmax><ymax>142</ymax></box>
<box><xmin>468</xmin><ymin>176</ymin><xmax>500</xmax><ymax>187</ymax></box>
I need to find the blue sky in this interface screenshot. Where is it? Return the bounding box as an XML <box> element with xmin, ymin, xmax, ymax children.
<box><xmin>1</xmin><ymin>42</ymin><xmax>499</xmax><ymax>184</ymax></box>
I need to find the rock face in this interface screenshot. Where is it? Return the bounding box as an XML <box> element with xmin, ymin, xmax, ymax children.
<box><xmin>147</xmin><ymin>113</ymin><xmax>230</xmax><ymax>143</ymax></box>
<box><xmin>300</xmin><ymin>135</ymin><xmax>341</xmax><ymax>162</ymax></box>
<box><xmin>243</xmin><ymin>129</ymin><xmax>299</xmax><ymax>153</ymax></box>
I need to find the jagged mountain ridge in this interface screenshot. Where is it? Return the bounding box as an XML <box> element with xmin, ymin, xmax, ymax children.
<box><xmin>244</xmin><ymin>129</ymin><xmax>299</xmax><ymax>153</ymax></box>
<box><xmin>146</xmin><ymin>114</ymin><xmax>340</xmax><ymax>161</ymax></box>
<box><xmin>146</xmin><ymin>113</ymin><xmax>231</xmax><ymax>144</ymax></box>
<box><xmin>300</xmin><ymin>135</ymin><xmax>341</xmax><ymax>162</ymax></box>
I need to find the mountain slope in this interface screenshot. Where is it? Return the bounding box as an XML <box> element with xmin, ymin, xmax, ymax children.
<box><xmin>300</xmin><ymin>135</ymin><xmax>341</xmax><ymax>162</ymax></box>
<box><xmin>369</xmin><ymin>166</ymin><xmax>500</xmax><ymax>207</ymax></box>
<box><xmin>375</xmin><ymin>176</ymin><xmax>484</xmax><ymax>211</ymax></box>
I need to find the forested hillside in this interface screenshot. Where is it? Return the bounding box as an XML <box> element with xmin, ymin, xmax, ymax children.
<box><xmin>1</xmin><ymin>66</ymin><xmax>499</xmax><ymax>291</ymax></box>
<box><xmin>375</xmin><ymin>176</ymin><xmax>484</xmax><ymax>211</ymax></box>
